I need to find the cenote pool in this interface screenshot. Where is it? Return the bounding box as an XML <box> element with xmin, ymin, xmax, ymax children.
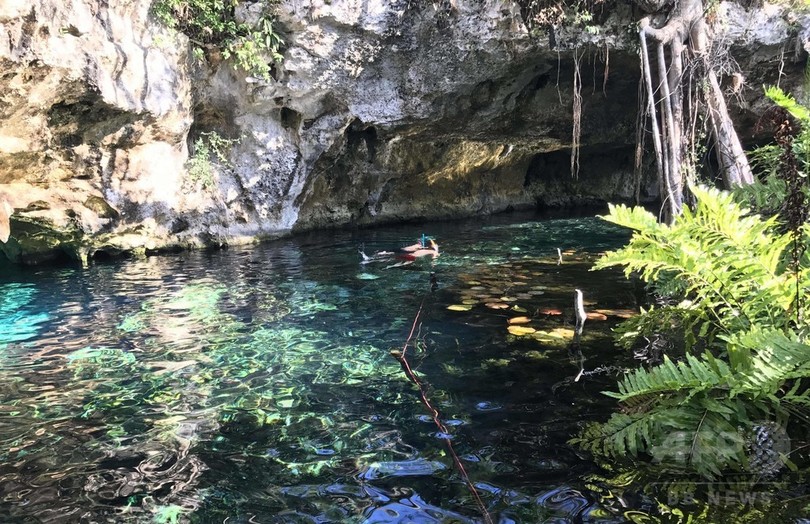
<box><xmin>1</xmin><ymin>211</ymin><xmax>779</xmax><ymax>523</ymax></box>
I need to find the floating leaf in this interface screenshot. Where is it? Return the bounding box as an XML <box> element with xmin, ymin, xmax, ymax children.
<box><xmin>508</xmin><ymin>316</ymin><xmax>531</xmax><ymax>325</ymax></box>
<box><xmin>550</xmin><ymin>327</ymin><xmax>575</xmax><ymax>339</ymax></box>
<box><xmin>512</xmin><ymin>306</ymin><xmax>528</xmax><ymax>313</ymax></box>
<box><xmin>508</xmin><ymin>325</ymin><xmax>536</xmax><ymax>336</ymax></box>
<box><xmin>593</xmin><ymin>308</ymin><xmax>638</xmax><ymax>319</ymax></box>
<box><xmin>537</xmin><ymin>307</ymin><xmax>563</xmax><ymax>316</ymax></box>
<box><xmin>499</xmin><ymin>296</ymin><xmax>517</xmax><ymax>302</ymax></box>
<box><xmin>485</xmin><ymin>302</ymin><xmax>509</xmax><ymax>310</ymax></box>
<box><xmin>586</xmin><ymin>312</ymin><xmax>608</xmax><ymax>321</ymax></box>
<box><xmin>532</xmin><ymin>330</ymin><xmax>569</xmax><ymax>347</ymax></box>
<box><xmin>462</xmin><ymin>299</ymin><xmax>478</xmax><ymax>305</ymax></box>
<box><xmin>447</xmin><ymin>304</ymin><xmax>473</xmax><ymax>311</ymax></box>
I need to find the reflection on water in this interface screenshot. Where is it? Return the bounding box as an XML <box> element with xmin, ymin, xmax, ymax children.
<box><xmin>0</xmin><ymin>212</ymin><xmax>789</xmax><ymax>523</ymax></box>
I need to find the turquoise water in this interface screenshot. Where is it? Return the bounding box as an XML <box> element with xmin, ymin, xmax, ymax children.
<box><xmin>0</xmin><ymin>212</ymin><xmax>646</xmax><ymax>522</ymax></box>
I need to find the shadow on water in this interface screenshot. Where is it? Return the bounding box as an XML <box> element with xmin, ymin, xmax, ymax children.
<box><xmin>0</xmin><ymin>211</ymin><xmax>802</xmax><ymax>523</ymax></box>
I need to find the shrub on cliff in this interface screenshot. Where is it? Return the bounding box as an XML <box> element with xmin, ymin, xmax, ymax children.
<box><xmin>152</xmin><ymin>0</ymin><xmax>283</xmax><ymax>79</ymax></box>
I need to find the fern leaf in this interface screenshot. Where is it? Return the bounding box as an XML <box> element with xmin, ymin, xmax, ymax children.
<box><xmin>765</xmin><ymin>85</ymin><xmax>810</xmax><ymax>123</ymax></box>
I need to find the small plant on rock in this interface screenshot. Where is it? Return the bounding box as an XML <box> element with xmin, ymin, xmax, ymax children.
<box><xmin>187</xmin><ymin>131</ymin><xmax>239</xmax><ymax>189</ymax></box>
<box><xmin>151</xmin><ymin>0</ymin><xmax>284</xmax><ymax>79</ymax></box>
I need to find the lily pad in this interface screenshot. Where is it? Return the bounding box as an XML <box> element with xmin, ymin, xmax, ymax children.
<box><xmin>550</xmin><ymin>327</ymin><xmax>575</xmax><ymax>339</ymax></box>
<box><xmin>532</xmin><ymin>330</ymin><xmax>570</xmax><ymax>347</ymax></box>
<box><xmin>508</xmin><ymin>325</ymin><xmax>536</xmax><ymax>336</ymax></box>
<box><xmin>485</xmin><ymin>302</ymin><xmax>509</xmax><ymax>310</ymax></box>
<box><xmin>594</xmin><ymin>308</ymin><xmax>638</xmax><ymax>319</ymax></box>
<box><xmin>447</xmin><ymin>304</ymin><xmax>473</xmax><ymax>312</ymax></box>
<box><xmin>508</xmin><ymin>316</ymin><xmax>531</xmax><ymax>325</ymax></box>
<box><xmin>586</xmin><ymin>312</ymin><xmax>608</xmax><ymax>321</ymax></box>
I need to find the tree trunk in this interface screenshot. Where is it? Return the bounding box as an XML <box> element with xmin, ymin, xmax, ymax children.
<box><xmin>637</xmin><ymin>0</ymin><xmax>753</xmax><ymax>220</ymax></box>
<box><xmin>705</xmin><ymin>69</ymin><xmax>755</xmax><ymax>187</ymax></box>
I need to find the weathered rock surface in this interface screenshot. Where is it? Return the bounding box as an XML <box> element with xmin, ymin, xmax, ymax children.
<box><xmin>0</xmin><ymin>0</ymin><xmax>805</xmax><ymax>263</ymax></box>
<box><xmin>0</xmin><ymin>0</ymin><xmax>198</xmax><ymax>263</ymax></box>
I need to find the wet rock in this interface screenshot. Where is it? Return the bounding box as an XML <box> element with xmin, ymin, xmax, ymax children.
<box><xmin>83</xmin><ymin>196</ymin><xmax>119</xmax><ymax>220</ymax></box>
<box><xmin>0</xmin><ymin>0</ymin><xmax>806</xmax><ymax>263</ymax></box>
<box><xmin>0</xmin><ymin>200</ymin><xmax>11</xmax><ymax>243</ymax></box>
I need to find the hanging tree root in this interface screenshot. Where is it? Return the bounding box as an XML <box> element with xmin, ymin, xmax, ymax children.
<box><xmin>637</xmin><ymin>0</ymin><xmax>753</xmax><ymax>220</ymax></box>
<box><xmin>571</xmin><ymin>47</ymin><xmax>583</xmax><ymax>179</ymax></box>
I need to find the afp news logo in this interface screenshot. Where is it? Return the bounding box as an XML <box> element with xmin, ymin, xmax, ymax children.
<box><xmin>654</xmin><ymin>482</ymin><xmax>780</xmax><ymax>507</ymax></box>
<box><xmin>648</xmin><ymin>421</ymin><xmax>791</xmax><ymax>507</ymax></box>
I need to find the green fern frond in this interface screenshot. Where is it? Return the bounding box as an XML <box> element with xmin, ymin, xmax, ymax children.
<box><xmin>726</xmin><ymin>329</ymin><xmax>810</xmax><ymax>398</ymax></box>
<box><xmin>593</xmin><ymin>185</ymin><xmax>801</xmax><ymax>344</ymax></box>
<box><xmin>765</xmin><ymin>85</ymin><xmax>810</xmax><ymax>123</ymax></box>
<box><xmin>575</xmin><ymin>398</ymin><xmax>751</xmax><ymax>479</ymax></box>
<box><xmin>580</xmin><ymin>185</ymin><xmax>810</xmax><ymax>479</ymax></box>
<box><xmin>607</xmin><ymin>354</ymin><xmax>731</xmax><ymax>405</ymax></box>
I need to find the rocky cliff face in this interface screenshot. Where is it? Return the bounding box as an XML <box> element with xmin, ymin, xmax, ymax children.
<box><xmin>0</xmin><ymin>0</ymin><xmax>194</xmax><ymax>263</ymax></box>
<box><xmin>0</xmin><ymin>0</ymin><xmax>805</xmax><ymax>263</ymax></box>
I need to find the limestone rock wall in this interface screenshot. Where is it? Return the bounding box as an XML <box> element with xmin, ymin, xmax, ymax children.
<box><xmin>0</xmin><ymin>0</ymin><xmax>198</xmax><ymax>263</ymax></box>
<box><xmin>200</xmin><ymin>0</ymin><xmax>652</xmax><ymax>234</ymax></box>
<box><xmin>0</xmin><ymin>0</ymin><xmax>805</xmax><ymax>263</ymax></box>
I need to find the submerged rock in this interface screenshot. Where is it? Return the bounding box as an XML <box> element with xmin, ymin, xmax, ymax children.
<box><xmin>359</xmin><ymin>458</ymin><xmax>448</xmax><ymax>480</ymax></box>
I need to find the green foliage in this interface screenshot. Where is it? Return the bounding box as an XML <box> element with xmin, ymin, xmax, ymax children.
<box><xmin>575</xmin><ymin>186</ymin><xmax>810</xmax><ymax>478</ymax></box>
<box><xmin>737</xmin><ymin>86</ymin><xmax>810</xmax><ymax>220</ymax></box>
<box><xmin>187</xmin><ymin>131</ymin><xmax>239</xmax><ymax>188</ymax></box>
<box><xmin>733</xmin><ymin>173</ymin><xmax>788</xmax><ymax>217</ymax></box>
<box><xmin>574</xmin><ymin>327</ymin><xmax>810</xmax><ymax>478</ymax></box>
<box><xmin>151</xmin><ymin>0</ymin><xmax>283</xmax><ymax>78</ymax></box>
<box><xmin>517</xmin><ymin>0</ymin><xmax>609</xmax><ymax>36</ymax></box>
<box><xmin>595</xmin><ymin>185</ymin><xmax>804</xmax><ymax>345</ymax></box>
<box><xmin>765</xmin><ymin>85</ymin><xmax>810</xmax><ymax>122</ymax></box>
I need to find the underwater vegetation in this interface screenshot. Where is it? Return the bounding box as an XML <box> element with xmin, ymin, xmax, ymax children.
<box><xmin>1</xmin><ymin>213</ymin><xmax>805</xmax><ymax>522</ymax></box>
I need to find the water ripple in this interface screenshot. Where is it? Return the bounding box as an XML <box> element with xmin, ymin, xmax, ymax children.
<box><xmin>0</xmin><ymin>214</ymin><xmax>662</xmax><ymax>522</ymax></box>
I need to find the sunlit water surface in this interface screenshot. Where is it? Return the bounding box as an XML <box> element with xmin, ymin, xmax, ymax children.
<box><xmin>0</xmin><ymin>212</ymin><xmax>688</xmax><ymax>523</ymax></box>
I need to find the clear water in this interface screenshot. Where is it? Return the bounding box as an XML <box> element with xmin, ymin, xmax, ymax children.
<box><xmin>0</xmin><ymin>211</ymin><xmax>732</xmax><ymax>523</ymax></box>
